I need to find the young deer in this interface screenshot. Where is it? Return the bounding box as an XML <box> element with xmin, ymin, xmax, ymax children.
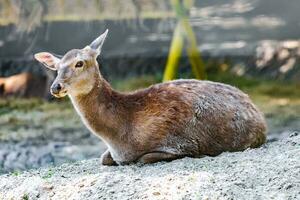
<box><xmin>35</xmin><ymin>30</ymin><xmax>267</xmax><ymax>165</ymax></box>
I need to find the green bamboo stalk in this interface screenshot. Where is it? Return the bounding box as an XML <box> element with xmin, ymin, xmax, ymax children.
<box><xmin>163</xmin><ymin>0</ymin><xmax>206</xmax><ymax>81</ymax></box>
<box><xmin>182</xmin><ymin>18</ymin><xmax>207</xmax><ymax>79</ymax></box>
<box><xmin>163</xmin><ymin>22</ymin><xmax>184</xmax><ymax>81</ymax></box>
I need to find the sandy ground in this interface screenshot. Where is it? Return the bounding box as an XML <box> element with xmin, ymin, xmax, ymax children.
<box><xmin>0</xmin><ymin>132</ymin><xmax>299</xmax><ymax>200</ymax></box>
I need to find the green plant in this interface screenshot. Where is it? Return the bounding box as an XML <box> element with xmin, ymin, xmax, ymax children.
<box><xmin>42</xmin><ymin>169</ymin><xmax>53</xmax><ymax>179</ymax></box>
<box><xmin>12</xmin><ymin>170</ymin><xmax>20</xmax><ymax>176</ymax></box>
<box><xmin>22</xmin><ymin>194</ymin><xmax>29</xmax><ymax>200</ymax></box>
<box><xmin>163</xmin><ymin>0</ymin><xmax>206</xmax><ymax>81</ymax></box>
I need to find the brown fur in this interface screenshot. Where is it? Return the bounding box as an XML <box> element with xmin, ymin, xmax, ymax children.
<box><xmin>70</xmin><ymin>72</ymin><xmax>267</xmax><ymax>164</ymax></box>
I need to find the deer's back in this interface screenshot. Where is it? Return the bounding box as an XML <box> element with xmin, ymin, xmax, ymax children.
<box><xmin>124</xmin><ymin>79</ymin><xmax>267</xmax><ymax>157</ymax></box>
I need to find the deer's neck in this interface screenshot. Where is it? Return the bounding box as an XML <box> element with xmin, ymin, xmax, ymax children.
<box><xmin>69</xmin><ymin>73</ymin><xmax>127</xmax><ymax>144</ymax></box>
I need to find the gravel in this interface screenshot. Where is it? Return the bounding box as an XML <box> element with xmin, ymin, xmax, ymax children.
<box><xmin>0</xmin><ymin>132</ymin><xmax>299</xmax><ymax>200</ymax></box>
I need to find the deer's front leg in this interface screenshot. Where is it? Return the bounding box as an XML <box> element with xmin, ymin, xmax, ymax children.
<box><xmin>100</xmin><ymin>149</ymin><xmax>117</xmax><ymax>166</ymax></box>
<box><xmin>138</xmin><ymin>152</ymin><xmax>184</xmax><ymax>164</ymax></box>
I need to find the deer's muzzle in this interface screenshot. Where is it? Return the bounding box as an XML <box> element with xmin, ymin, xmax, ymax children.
<box><xmin>50</xmin><ymin>82</ymin><xmax>67</xmax><ymax>98</ymax></box>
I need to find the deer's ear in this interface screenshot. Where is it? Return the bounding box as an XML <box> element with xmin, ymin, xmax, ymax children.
<box><xmin>34</xmin><ymin>52</ymin><xmax>60</xmax><ymax>71</ymax></box>
<box><xmin>88</xmin><ymin>29</ymin><xmax>108</xmax><ymax>56</ymax></box>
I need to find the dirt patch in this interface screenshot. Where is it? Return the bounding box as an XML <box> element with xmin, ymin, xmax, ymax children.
<box><xmin>0</xmin><ymin>132</ymin><xmax>299</xmax><ymax>200</ymax></box>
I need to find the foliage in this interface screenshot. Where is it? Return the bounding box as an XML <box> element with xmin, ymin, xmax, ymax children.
<box><xmin>12</xmin><ymin>170</ymin><xmax>21</xmax><ymax>176</ymax></box>
<box><xmin>22</xmin><ymin>194</ymin><xmax>29</xmax><ymax>200</ymax></box>
<box><xmin>42</xmin><ymin>169</ymin><xmax>54</xmax><ymax>179</ymax></box>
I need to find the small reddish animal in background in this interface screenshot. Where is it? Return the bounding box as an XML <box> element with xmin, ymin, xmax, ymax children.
<box><xmin>0</xmin><ymin>72</ymin><xmax>47</xmax><ymax>98</ymax></box>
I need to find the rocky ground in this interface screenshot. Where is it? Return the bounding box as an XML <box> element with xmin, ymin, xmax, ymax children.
<box><xmin>0</xmin><ymin>99</ymin><xmax>106</xmax><ymax>174</ymax></box>
<box><xmin>0</xmin><ymin>132</ymin><xmax>299</xmax><ymax>200</ymax></box>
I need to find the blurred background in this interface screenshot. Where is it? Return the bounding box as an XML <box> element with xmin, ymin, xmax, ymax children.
<box><xmin>0</xmin><ymin>0</ymin><xmax>299</xmax><ymax>174</ymax></box>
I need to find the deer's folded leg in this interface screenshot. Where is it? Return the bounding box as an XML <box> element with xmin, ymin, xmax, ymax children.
<box><xmin>100</xmin><ymin>149</ymin><xmax>118</xmax><ymax>166</ymax></box>
<box><xmin>138</xmin><ymin>152</ymin><xmax>184</xmax><ymax>164</ymax></box>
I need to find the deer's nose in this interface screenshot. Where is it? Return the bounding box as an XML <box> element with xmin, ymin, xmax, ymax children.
<box><xmin>51</xmin><ymin>83</ymin><xmax>62</xmax><ymax>94</ymax></box>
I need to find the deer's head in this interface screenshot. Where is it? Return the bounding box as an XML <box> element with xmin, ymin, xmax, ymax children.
<box><xmin>35</xmin><ymin>29</ymin><xmax>108</xmax><ymax>98</ymax></box>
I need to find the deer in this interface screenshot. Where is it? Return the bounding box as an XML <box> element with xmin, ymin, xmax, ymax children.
<box><xmin>34</xmin><ymin>29</ymin><xmax>267</xmax><ymax>165</ymax></box>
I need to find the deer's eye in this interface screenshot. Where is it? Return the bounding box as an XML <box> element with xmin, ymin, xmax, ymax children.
<box><xmin>75</xmin><ymin>61</ymin><xmax>84</xmax><ymax>68</ymax></box>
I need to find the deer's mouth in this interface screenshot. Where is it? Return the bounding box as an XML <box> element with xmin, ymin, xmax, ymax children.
<box><xmin>51</xmin><ymin>89</ymin><xmax>68</xmax><ymax>98</ymax></box>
